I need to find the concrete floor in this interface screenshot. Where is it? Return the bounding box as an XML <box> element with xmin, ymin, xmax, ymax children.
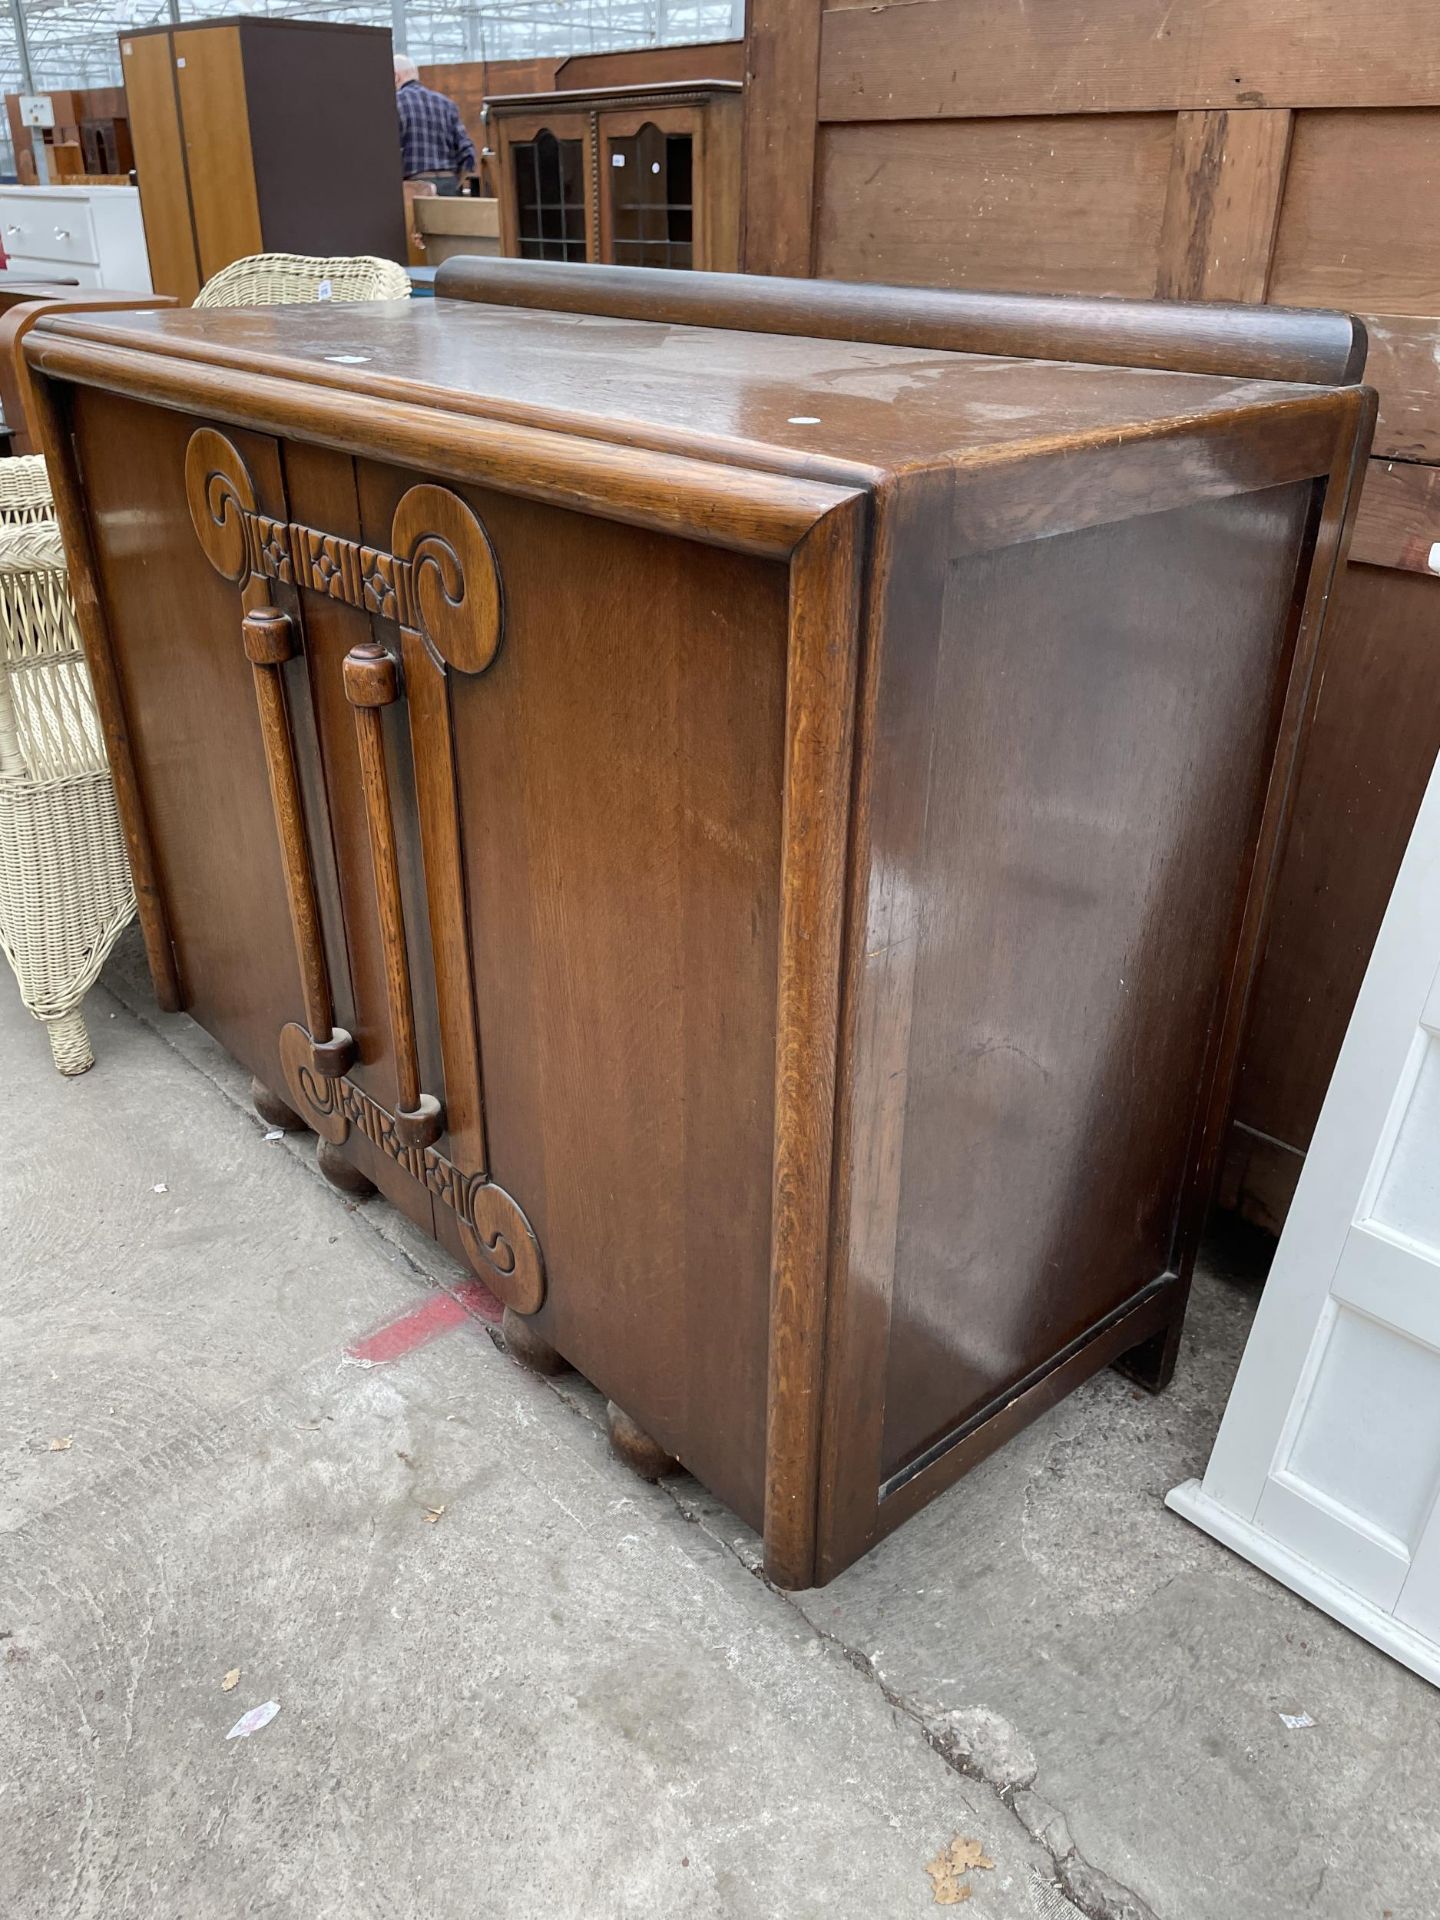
<box><xmin>2</xmin><ymin>934</ymin><xmax>1435</xmax><ymax>1920</ymax></box>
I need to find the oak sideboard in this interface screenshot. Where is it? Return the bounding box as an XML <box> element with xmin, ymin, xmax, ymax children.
<box><xmin>26</xmin><ymin>264</ymin><xmax>1372</xmax><ymax>1587</ymax></box>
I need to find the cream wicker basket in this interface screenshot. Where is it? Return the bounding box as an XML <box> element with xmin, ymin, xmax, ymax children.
<box><xmin>194</xmin><ymin>252</ymin><xmax>412</xmax><ymax>308</ymax></box>
<box><xmin>0</xmin><ymin>457</ymin><xmax>135</xmax><ymax>1074</ymax></box>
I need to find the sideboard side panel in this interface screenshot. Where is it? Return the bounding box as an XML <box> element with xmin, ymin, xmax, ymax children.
<box><xmin>879</xmin><ymin>478</ymin><xmax>1316</xmax><ymax>1483</ymax></box>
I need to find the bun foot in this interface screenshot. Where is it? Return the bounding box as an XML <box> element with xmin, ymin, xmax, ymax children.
<box><xmin>252</xmin><ymin>1075</ymin><xmax>305</xmax><ymax>1132</ymax></box>
<box><xmin>317</xmin><ymin>1138</ymin><xmax>376</xmax><ymax>1197</ymax></box>
<box><xmin>607</xmin><ymin>1401</ymin><xmax>678</xmax><ymax>1482</ymax></box>
<box><xmin>502</xmin><ymin>1306</ymin><xmax>569</xmax><ymax>1375</ymax></box>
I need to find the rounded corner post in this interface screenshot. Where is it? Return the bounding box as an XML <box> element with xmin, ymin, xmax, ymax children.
<box><xmin>763</xmin><ymin>492</ymin><xmax>869</xmax><ymax>1593</ymax></box>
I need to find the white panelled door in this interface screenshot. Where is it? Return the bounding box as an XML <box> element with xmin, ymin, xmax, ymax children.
<box><xmin>1170</xmin><ymin>754</ymin><xmax>1440</xmax><ymax>1686</ymax></box>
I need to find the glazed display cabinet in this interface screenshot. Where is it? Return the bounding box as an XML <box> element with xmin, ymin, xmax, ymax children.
<box><xmin>488</xmin><ymin>82</ymin><xmax>741</xmax><ymax>271</ymax></box>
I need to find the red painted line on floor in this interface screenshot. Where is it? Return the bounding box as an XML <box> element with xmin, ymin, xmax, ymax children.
<box><xmin>448</xmin><ymin>1276</ymin><xmax>504</xmax><ymax>1326</ymax></box>
<box><xmin>346</xmin><ymin>1276</ymin><xmax>502</xmax><ymax>1365</ymax></box>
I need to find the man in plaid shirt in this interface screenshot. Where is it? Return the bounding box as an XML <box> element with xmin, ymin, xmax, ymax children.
<box><xmin>394</xmin><ymin>54</ymin><xmax>476</xmax><ymax>193</ymax></box>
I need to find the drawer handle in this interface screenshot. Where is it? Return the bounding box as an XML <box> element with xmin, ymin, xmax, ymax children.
<box><xmin>52</xmin><ymin>226</ymin><xmax>70</xmax><ymax>240</ymax></box>
<box><xmin>343</xmin><ymin>638</ymin><xmax>443</xmax><ymax>1151</ymax></box>
<box><xmin>241</xmin><ymin>606</ymin><xmax>354</xmax><ymax>1079</ymax></box>
<box><xmin>4</xmin><ymin>225</ymin><xmax>21</xmax><ymax>236</ymax></box>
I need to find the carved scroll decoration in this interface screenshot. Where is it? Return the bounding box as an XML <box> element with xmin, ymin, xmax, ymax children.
<box><xmin>279</xmin><ymin>1022</ymin><xmax>544</xmax><ymax>1313</ymax></box>
<box><xmin>184</xmin><ymin>430</ymin><xmax>503</xmax><ymax>673</ymax></box>
<box><xmin>186</xmin><ymin>429</ymin><xmax>541</xmax><ymax>1312</ymax></box>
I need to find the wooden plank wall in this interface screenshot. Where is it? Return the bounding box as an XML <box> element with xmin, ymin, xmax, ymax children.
<box><xmin>742</xmin><ymin>0</ymin><xmax>1440</xmax><ymax>1232</ymax></box>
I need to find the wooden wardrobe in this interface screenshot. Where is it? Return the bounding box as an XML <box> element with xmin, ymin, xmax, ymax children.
<box><xmin>120</xmin><ymin>16</ymin><xmax>406</xmax><ymax>304</ymax></box>
<box><xmin>742</xmin><ymin>0</ymin><xmax>1440</xmax><ymax>1233</ymax></box>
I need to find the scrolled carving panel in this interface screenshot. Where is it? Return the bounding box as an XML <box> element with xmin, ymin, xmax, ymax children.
<box><xmin>183</xmin><ymin>428</ymin><xmax>504</xmax><ymax>674</ymax></box>
<box><xmin>390</xmin><ymin>482</ymin><xmax>503</xmax><ymax>675</ymax></box>
<box><xmin>279</xmin><ymin>1021</ymin><xmax>545</xmax><ymax>1313</ymax></box>
<box><xmin>185</xmin><ymin>425</ymin><xmax>258</xmax><ymax>583</ymax></box>
<box><xmin>185</xmin><ymin>426</ymin><xmax>540</xmax><ymax>1311</ymax></box>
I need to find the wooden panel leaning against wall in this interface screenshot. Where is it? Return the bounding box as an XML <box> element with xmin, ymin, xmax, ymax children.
<box><xmin>741</xmin><ymin>0</ymin><xmax>1440</xmax><ymax>1237</ymax></box>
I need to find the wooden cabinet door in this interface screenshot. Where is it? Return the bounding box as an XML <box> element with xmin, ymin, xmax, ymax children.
<box><xmin>184</xmin><ymin>428</ymin><xmax>544</xmax><ymax>1310</ymax></box>
<box><xmin>172</xmin><ymin>24</ymin><xmax>262</xmax><ymax>284</ymax></box>
<box><xmin>597</xmin><ymin>106</ymin><xmax>703</xmax><ymax>269</ymax></box>
<box><xmin>72</xmin><ymin>394</ymin><xmax>301</xmax><ymax>1087</ymax></box>
<box><xmin>119</xmin><ymin>30</ymin><xmax>201</xmax><ymax>301</ymax></box>
<box><xmin>496</xmin><ymin>109</ymin><xmax>594</xmax><ymax>262</ymax></box>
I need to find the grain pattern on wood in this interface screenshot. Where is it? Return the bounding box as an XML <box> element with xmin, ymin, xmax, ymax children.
<box><xmin>0</xmin><ymin>291</ymin><xmax>174</xmax><ymax>456</ymax></box>
<box><xmin>119</xmin><ymin>29</ymin><xmax>200</xmax><ymax>302</ymax></box>
<box><xmin>869</xmin><ymin>1282</ymin><xmax>1179</xmax><ymax>1552</ymax></box>
<box><xmin>763</xmin><ymin>495</ymin><xmax>865</xmax><ymax>1590</ymax></box>
<box><xmin>1364</xmin><ymin>316</ymin><xmax>1440</xmax><ymax>464</ymax></box>
<box><xmin>814</xmin><ymin>469</ymin><xmax>954</xmax><ymax>1580</ymax></box>
<box><xmin>1175</xmin><ymin>392</ymin><xmax>1374</xmax><ymax>1225</ymax></box>
<box><xmin>61</xmin><ymin>393</ymin><xmax>300</xmax><ymax>1083</ymax></box>
<box><xmin>44</xmin><ymin>283</ymin><xmax>1369</xmax><ymax>1585</ymax></box>
<box><xmin>1269</xmin><ymin>109</ymin><xmax>1440</xmax><ymax>315</ymax></box>
<box><xmin>1349</xmin><ymin>458</ymin><xmax>1440</xmax><ymax>575</ymax></box>
<box><xmin>273</xmin><ymin>439</ymin><xmax>419</xmax><ymax>1218</ymax></box>
<box><xmin>741</xmin><ymin>0</ymin><xmax>823</xmax><ymax>274</ymax></box>
<box><xmin>816</xmin><ymin>0</ymin><xmax>1440</xmax><ymax>122</ymax></box>
<box><xmin>185</xmin><ymin>428</ymin><xmax>351</xmax><ymax>1069</ymax></box>
<box><xmin>437</xmin><ymin>256</ymin><xmax>1367</xmax><ymax>384</ymax></box>
<box><xmin>392</xmin><ymin>623</ymin><xmax>490</xmax><ymax>1182</ymax></box>
<box><xmin>342</xmin><ymin>639</ymin><xmax>442</xmax><ymax>1147</ymax></box>
<box><xmin>24</xmin><ymin>369</ymin><xmax>183</xmax><ymax>1011</ymax></box>
<box><xmin>26</xmin><ymin>329</ymin><xmax>852</xmax><ymax>561</ymax></box>
<box><xmin>1156</xmin><ymin>109</ymin><xmax>1293</xmax><ymax>302</ymax></box>
<box><xmin>815</xmin><ymin>114</ymin><xmax>1176</xmax><ymax>297</ymax></box>
<box><xmin>281</xmin><ymin>1017</ymin><xmax>545</xmax><ymax>1310</ymax></box>
<box><xmin>876</xmin><ymin>476</ymin><xmax>1325</xmax><ymax>1482</ymax></box>
<box><xmin>242</xmin><ymin>605</ymin><xmax>343</xmax><ymax>1051</ymax></box>
<box><xmin>443</xmin><ymin>478</ymin><xmax>790</xmax><ymax>1532</ymax></box>
<box><xmin>172</xmin><ymin>23</ymin><xmax>262</xmax><ymax>283</ymax></box>
<box><xmin>1233</xmin><ymin>560</ymin><xmax>1440</xmax><ymax>1157</ymax></box>
<box><xmin>389</xmin><ymin>485</ymin><xmax>503</xmax><ymax>674</ymax></box>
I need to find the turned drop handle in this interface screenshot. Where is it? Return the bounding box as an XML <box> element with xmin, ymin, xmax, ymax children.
<box><xmin>242</xmin><ymin>606</ymin><xmax>351</xmax><ymax>1075</ymax></box>
<box><xmin>342</xmin><ymin>640</ymin><xmax>443</xmax><ymax>1151</ymax></box>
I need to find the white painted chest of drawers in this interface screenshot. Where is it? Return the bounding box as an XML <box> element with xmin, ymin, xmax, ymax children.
<box><xmin>0</xmin><ymin>185</ymin><xmax>151</xmax><ymax>292</ymax></box>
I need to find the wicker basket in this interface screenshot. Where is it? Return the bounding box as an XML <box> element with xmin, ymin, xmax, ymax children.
<box><xmin>0</xmin><ymin>473</ymin><xmax>136</xmax><ymax>1075</ymax></box>
<box><xmin>194</xmin><ymin>252</ymin><xmax>412</xmax><ymax>308</ymax></box>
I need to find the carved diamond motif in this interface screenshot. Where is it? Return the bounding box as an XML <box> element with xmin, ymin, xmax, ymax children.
<box><xmin>255</xmin><ymin>516</ymin><xmax>294</xmax><ymax>584</ymax></box>
<box><xmin>359</xmin><ymin>546</ymin><xmax>399</xmax><ymax>620</ymax></box>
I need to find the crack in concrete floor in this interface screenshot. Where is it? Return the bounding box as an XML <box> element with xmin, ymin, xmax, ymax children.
<box><xmin>96</xmin><ymin>938</ymin><xmax>1140</xmax><ymax>1920</ymax></box>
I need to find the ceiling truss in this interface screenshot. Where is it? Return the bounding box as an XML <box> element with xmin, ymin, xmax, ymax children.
<box><xmin>0</xmin><ymin>0</ymin><xmax>743</xmax><ymax>101</ymax></box>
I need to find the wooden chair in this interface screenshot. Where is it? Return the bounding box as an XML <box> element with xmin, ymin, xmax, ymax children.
<box><xmin>194</xmin><ymin>252</ymin><xmax>411</xmax><ymax>308</ymax></box>
<box><xmin>0</xmin><ymin>456</ymin><xmax>134</xmax><ymax>1073</ymax></box>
